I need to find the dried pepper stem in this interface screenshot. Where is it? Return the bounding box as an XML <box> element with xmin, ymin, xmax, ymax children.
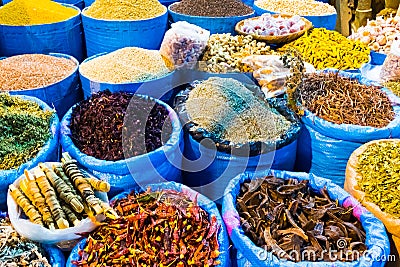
<box><xmin>9</xmin><ymin>184</ymin><xmax>43</xmax><ymax>226</ymax></box>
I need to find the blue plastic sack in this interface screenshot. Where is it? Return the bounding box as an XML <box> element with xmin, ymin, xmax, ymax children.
<box><xmin>5</xmin><ymin>53</ymin><xmax>82</xmax><ymax>118</ymax></box>
<box><xmin>222</xmin><ymin>169</ymin><xmax>391</xmax><ymax>267</ymax></box>
<box><xmin>168</xmin><ymin>3</ymin><xmax>255</xmax><ymax>34</ymax></box>
<box><xmin>0</xmin><ymin>5</ymin><xmax>84</xmax><ymax>62</ymax></box>
<box><xmin>298</xmin><ymin>70</ymin><xmax>400</xmax><ymax>186</ymax></box>
<box><xmin>66</xmin><ymin>181</ymin><xmax>230</xmax><ymax>267</ymax></box>
<box><xmin>83</xmin><ymin>0</ymin><xmax>94</xmax><ymax>7</ymax></box>
<box><xmin>54</xmin><ymin>0</ymin><xmax>84</xmax><ymax>10</ymax></box>
<box><xmin>81</xmin><ymin>7</ymin><xmax>168</xmax><ymax>57</ymax></box>
<box><xmin>60</xmin><ymin>95</ymin><xmax>183</xmax><ymax>198</ymax></box>
<box><xmin>0</xmin><ymin>95</ymin><xmax>59</xmax><ymax>210</ymax></box>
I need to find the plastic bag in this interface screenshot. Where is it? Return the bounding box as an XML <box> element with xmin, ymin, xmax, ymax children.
<box><xmin>160</xmin><ymin>21</ymin><xmax>210</xmax><ymax>70</ymax></box>
<box><xmin>222</xmin><ymin>169</ymin><xmax>390</xmax><ymax>267</ymax></box>
<box><xmin>380</xmin><ymin>39</ymin><xmax>400</xmax><ymax>82</ymax></box>
<box><xmin>66</xmin><ymin>181</ymin><xmax>230</xmax><ymax>267</ymax></box>
<box><xmin>345</xmin><ymin>139</ymin><xmax>400</xmax><ymax>254</ymax></box>
<box><xmin>7</xmin><ymin>163</ymin><xmax>108</xmax><ymax>250</ymax></box>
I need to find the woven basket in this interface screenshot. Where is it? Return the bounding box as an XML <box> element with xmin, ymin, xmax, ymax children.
<box><xmin>235</xmin><ymin>14</ymin><xmax>312</xmax><ymax>44</ymax></box>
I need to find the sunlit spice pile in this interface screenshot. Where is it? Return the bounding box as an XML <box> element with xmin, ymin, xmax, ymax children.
<box><xmin>72</xmin><ymin>189</ymin><xmax>221</xmax><ymax>266</ymax></box>
<box><xmin>171</xmin><ymin>0</ymin><xmax>253</xmax><ymax>17</ymax></box>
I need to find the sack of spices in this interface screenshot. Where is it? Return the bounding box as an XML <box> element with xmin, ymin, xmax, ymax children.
<box><xmin>380</xmin><ymin>39</ymin><xmax>400</xmax><ymax>82</ymax></box>
<box><xmin>160</xmin><ymin>21</ymin><xmax>210</xmax><ymax>70</ymax></box>
<box><xmin>222</xmin><ymin>169</ymin><xmax>390</xmax><ymax>267</ymax></box>
<box><xmin>61</xmin><ymin>90</ymin><xmax>183</xmax><ymax>198</ymax></box>
<box><xmin>294</xmin><ymin>70</ymin><xmax>400</xmax><ymax>186</ymax></box>
<box><xmin>345</xmin><ymin>139</ymin><xmax>400</xmax><ymax>254</ymax></box>
<box><xmin>0</xmin><ymin>94</ymin><xmax>59</xmax><ymax>210</ymax></box>
<box><xmin>66</xmin><ymin>181</ymin><xmax>230</xmax><ymax>267</ymax></box>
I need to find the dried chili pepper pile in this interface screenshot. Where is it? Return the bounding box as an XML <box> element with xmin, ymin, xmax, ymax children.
<box><xmin>295</xmin><ymin>72</ymin><xmax>394</xmax><ymax>128</ymax></box>
<box><xmin>72</xmin><ymin>189</ymin><xmax>221</xmax><ymax>267</ymax></box>
<box><xmin>237</xmin><ymin>176</ymin><xmax>367</xmax><ymax>262</ymax></box>
<box><xmin>0</xmin><ymin>217</ymin><xmax>51</xmax><ymax>267</ymax></box>
<box><xmin>70</xmin><ymin>90</ymin><xmax>172</xmax><ymax>161</ymax></box>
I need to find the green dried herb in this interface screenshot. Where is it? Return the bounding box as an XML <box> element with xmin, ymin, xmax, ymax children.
<box><xmin>357</xmin><ymin>141</ymin><xmax>400</xmax><ymax>218</ymax></box>
<box><xmin>0</xmin><ymin>94</ymin><xmax>54</xmax><ymax>170</ymax></box>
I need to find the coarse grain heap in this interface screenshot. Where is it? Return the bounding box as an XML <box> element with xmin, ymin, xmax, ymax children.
<box><xmin>295</xmin><ymin>72</ymin><xmax>394</xmax><ymax>127</ymax></box>
<box><xmin>170</xmin><ymin>0</ymin><xmax>253</xmax><ymax>17</ymax></box>
<box><xmin>357</xmin><ymin>141</ymin><xmax>400</xmax><ymax>218</ymax></box>
<box><xmin>384</xmin><ymin>81</ymin><xmax>400</xmax><ymax>97</ymax></box>
<box><xmin>0</xmin><ymin>94</ymin><xmax>54</xmax><ymax>170</ymax></box>
<box><xmin>0</xmin><ymin>54</ymin><xmax>76</xmax><ymax>91</ymax></box>
<box><xmin>186</xmin><ymin>77</ymin><xmax>290</xmax><ymax>143</ymax></box>
<box><xmin>255</xmin><ymin>0</ymin><xmax>336</xmax><ymax>16</ymax></box>
<box><xmin>79</xmin><ymin>47</ymin><xmax>171</xmax><ymax>83</ymax></box>
<box><xmin>279</xmin><ymin>28</ymin><xmax>370</xmax><ymax>70</ymax></box>
<box><xmin>0</xmin><ymin>217</ymin><xmax>51</xmax><ymax>267</ymax></box>
<box><xmin>83</xmin><ymin>0</ymin><xmax>165</xmax><ymax>20</ymax></box>
<box><xmin>199</xmin><ymin>34</ymin><xmax>273</xmax><ymax>73</ymax></box>
<box><xmin>0</xmin><ymin>0</ymin><xmax>78</xmax><ymax>26</ymax></box>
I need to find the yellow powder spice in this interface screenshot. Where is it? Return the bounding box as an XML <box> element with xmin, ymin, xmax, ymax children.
<box><xmin>83</xmin><ymin>0</ymin><xmax>165</xmax><ymax>20</ymax></box>
<box><xmin>0</xmin><ymin>0</ymin><xmax>78</xmax><ymax>26</ymax></box>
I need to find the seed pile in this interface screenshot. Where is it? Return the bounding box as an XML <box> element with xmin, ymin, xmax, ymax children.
<box><xmin>72</xmin><ymin>189</ymin><xmax>221</xmax><ymax>266</ymax></box>
<box><xmin>186</xmin><ymin>77</ymin><xmax>291</xmax><ymax>143</ymax></box>
<box><xmin>237</xmin><ymin>176</ymin><xmax>367</xmax><ymax>262</ymax></box>
<box><xmin>10</xmin><ymin>153</ymin><xmax>117</xmax><ymax>230</ymax></box>
<box><xmin>0</xmin><ymin>54</ymin><xmax>76</xmax><ymax>91</ymax></box>
<box><xmin>0</xmin><ymin>217</ymin><xmax>51</xmax><ymax>267</ymax></box>
<box><xmin>295</xmin><ymin>73</ymin><xmax>394</xmax><ymax>127</ymax></box>
<box><xmin>199</xmin><ymin>34</ymin><xmax>273</xmax><ymax>73</ymax></box>
<box><xmin>79</xmin><ymin>47</ymin><xmax>171</xmax><ymax>83</ymax></box>
<box><xmin>0</xmin><ymin>0</ymin><xmax>78</xmax><ymax>26</ymax></box>
<box><xmin>384</xmin><ymin>81</ymin><xmax>400</xmax><ymax>97</ymax></box>
<box><xmin>171</xmin><ymin>0</ymin><xmax>253</xmax><ymax>17</ymax></box>
<box><xmin>357</xmin><ymin>141</ymin><xmax>400</xmax><ymax>218</ymax></box>
<box><xmin>0</xmin><ymin>94</ymin><xmax>54</xmax><ymax>170</ymax></box>
<box><xmin>70</xmin><ymin>90</ymin><xmax>172</xmax><ymax>161</ymax></box>
<box><xmin>279</xmin><ymin>28</ymin><xmax>370</xmax><ymax>70</ymax></box>
<box><xmin>83</xmin><ymin>0</ymin><xmax>165</xmax><ymax>20</ymax></box>
<box><xmin>255</xmin><ymin>0</ymin><xmax>336</xmax><ymax>16</ymax></box>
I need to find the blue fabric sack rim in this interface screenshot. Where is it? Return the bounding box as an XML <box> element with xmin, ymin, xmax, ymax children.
<box><xmin>79</xmin><ymin>51</ymin><xmax>175</xmax><ymax>85</ymax></box>
<box><xmin>60</xmin><ymin>94</ymin><xmax>182</xmax><ymax>170</ymax></box>
<box><xmin>0</xmin><ymin>94</ymin><xmax>59</xmax><ymax>176</ymax></box>
<box><xmin>67</xmin><ymin>181</ymin><xmax>230</xmax><ymax>267</ymax></box>
<box><xmin>81</xmin><ymin>5</ymin><xmax>167</xmax><ymax>22</ymax></box>
<box><xmin>300</xmin><ymin>69</ymin><xmax>400</xmax><ymax>142</ymax></box>
<box><xmin>222</xmin><ymin>169</ymin><xmax>390</xmax><ymax>267</ymax></box>
<box><xmin>0</xmin><ymin>4</ymin><xmax>81</xmax><ymax>27</ymax></box>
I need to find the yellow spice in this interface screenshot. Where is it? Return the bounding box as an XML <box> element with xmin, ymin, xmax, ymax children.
<box><xmin>83</xmin><ymin>0</ymin><xmax>165</xmax><ymax>20</ymax></box>
<box><xmin>0</xmin><ymin>0</ymin><xmax>78</xmax><ymax>26</ymax></box>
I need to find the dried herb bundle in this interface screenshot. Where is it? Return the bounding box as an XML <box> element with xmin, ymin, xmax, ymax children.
<box><xmin>72</xmin><ymin>189</ymin><xmax>221</xmax><ymax>266</ymax></box>
<box><xmin>0</xmin><ymin>94</ymin><xmax>53</xmax><ymax>170</ymax></box>
<box><xmin>237</xmin><ymin>176</ymin><xmax>367</xmax><ymax>262</ymax></box>
<box><xmin>295</xmin><ymin>72</ymin><xmax>394</xmax><ymax>128</ymax></box>
<box><xmin>0</xmin><ymin>217</ymin><xmax>51</xmax><ymax>267</ymax></box>
<box><xmin>70</xmin><ymin>90</ymin><xmax>172</xmax><ymax>161</ymax></box>
<box><xmin>357</xmin><ymin>141</ymin><xmax>400</xmax><ymax>218</ymax></box>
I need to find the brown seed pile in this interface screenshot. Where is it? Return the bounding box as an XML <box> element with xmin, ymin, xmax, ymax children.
<box><xmin>0</xmin><ymin>54</ymin><xmax>76</xmax><ymax>91</ymax></box>
<box><xmin>171</xmin><ymin>0</ymin><xmax>253</xmax><ymax>17</ymax></box>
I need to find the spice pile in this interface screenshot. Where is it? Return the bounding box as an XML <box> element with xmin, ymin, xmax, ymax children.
<box><xmin>10</xmin><ymin>153</ymin><xmax>117</xmax><ymax>230</ymax></box>
<box><xmin>0</xmin><ymin>94</ymin><xmax>54</xmax><ymax>170</ymax></box>
<box><xmin>0</xmin><ymin>217</ymin><xmax>51</xmax><ymax>267</ymax></box>
<box><xmin>254</xmin><ymin>0</ymin><xmax>336</xmax><ymax>16</ymax></box>
<box><xmin>70</xmin><ymin>90</ymin><xmax>172</xmax><ymax>161</ymax></box>
<box><xmin>349</xmin><ymin>16</ymin><xmax>400</xmax><ymax>54</ymax></box>
<box><xmin>170</xmin><ymin>0</ymin><xmax>253</xmax><ymax>17</ymax></box>
<box><xmin>240</xmin><ymin>14</ymin><xmax>306</xmax><ymax>36</ymax></box>
<box><xmin>79</xmin><ymin>47</ymin><xmax>172</xmax><ymax>83</ymax></box>
<box><xmin>0</xmin><ymin>0</ymin><xmax>78</xmax><ymax>26</ymax></box>
<box><xmin>295</xmin><ymin>73</ymin><xmax>394</xmax><ymax>127</ymax></box>
<box><xmin>72</xmin><ymin>189</ymin><xmax>221</xmax><ymax>266</ymax></box>
<box><xmin>384</xmin><ymin>81</ymin><xmax>400</xmax><ymax>97</ymax></box>
<box><xmin>186</xmin><ymin>77</ymin><xmax>291</xmax><ymax>143</ymax></box>
<box><xmin>0</xmin><ymin>54</ymin><xmax>76</xmax><ymax>91</ymax></box>
<box><xmin>279</xmin><ymin>28</ymin><xmax>370</xmax><ymax>70</ymax></box>
<box><xmin>357</xmin><ymin>141</ymin><xmax>400</xmax><ymax>218</ymax></box>
<box><xmin>83</xmin><ymin>0</ymin><xmax>165</xmax><ymax>20</ymax></box>
<box><xmin>237</xmin><ymin>176</ymin><xmax>367</xmax><ymax>262</ymax></box>
<box><xmin>199</xmin><ymin>34</ymin><xmax>273</xmax><ymax>73</ymax></box>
